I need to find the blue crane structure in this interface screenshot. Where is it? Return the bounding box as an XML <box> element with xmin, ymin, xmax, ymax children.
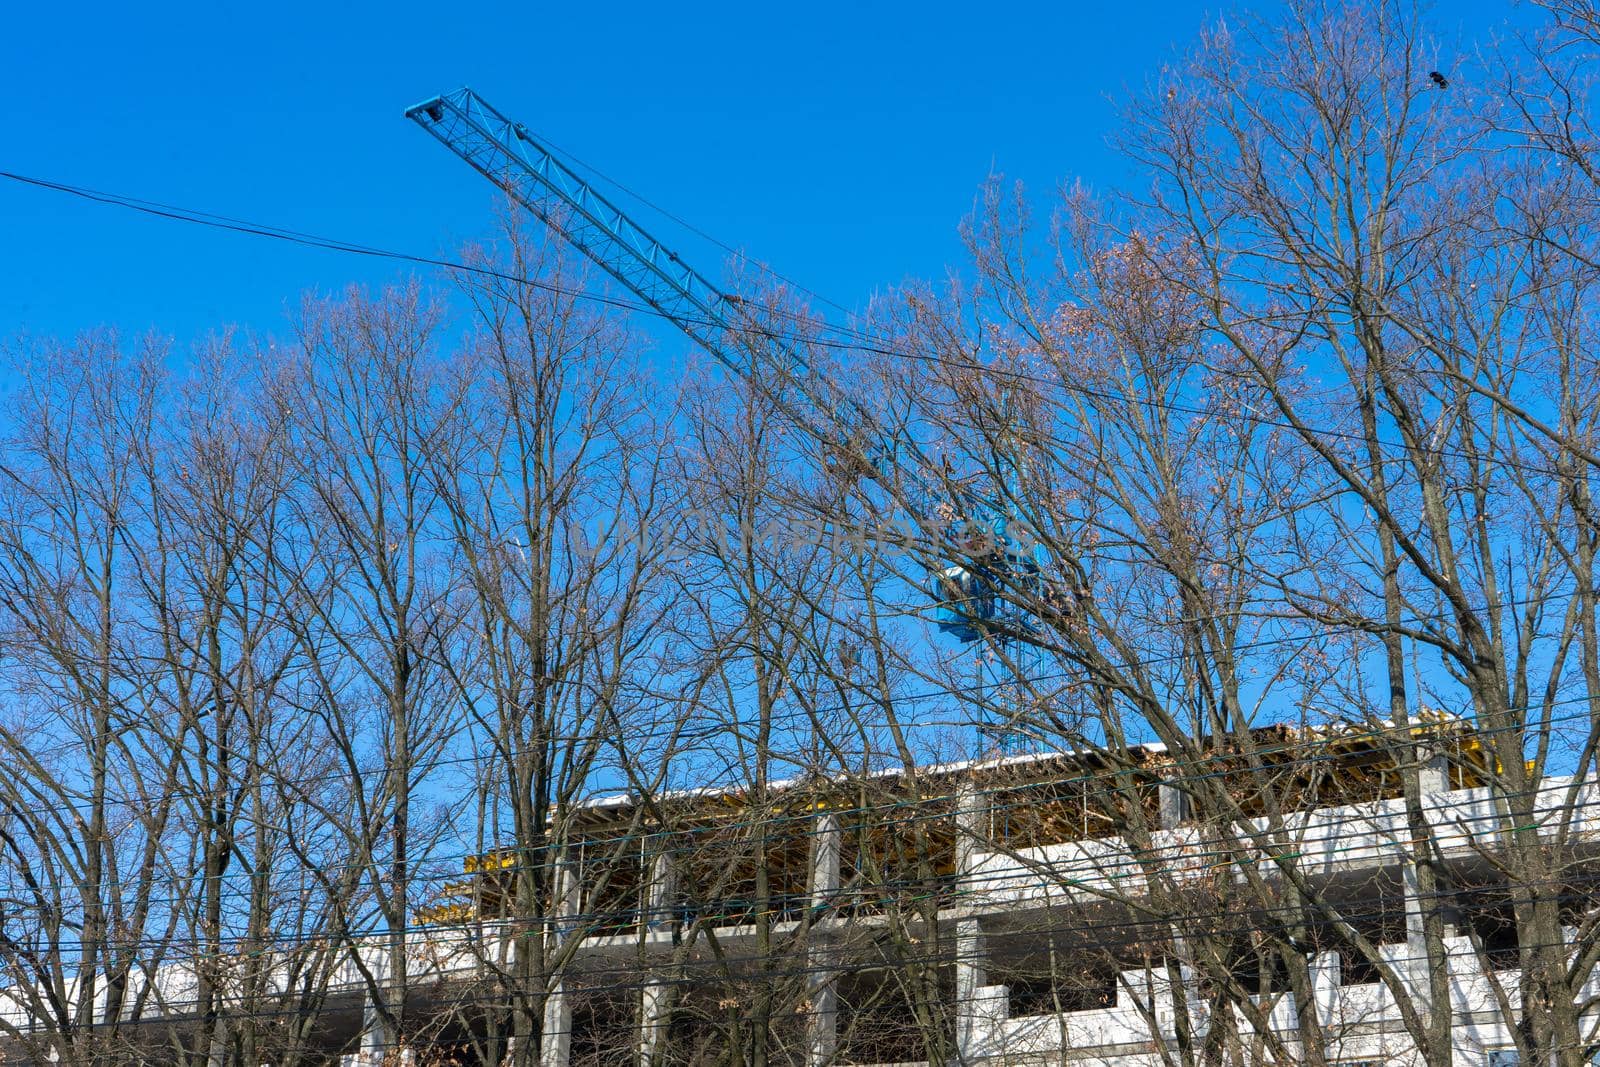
<box><xmin>405</xmin><ymin>87</ymin><xmax>1048</xmax><ymax>750</ymax></box>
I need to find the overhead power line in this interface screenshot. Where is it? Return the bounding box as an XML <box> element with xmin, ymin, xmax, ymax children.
<box><xmin>15</xmin><ymin>863</ymin><xmax>1600</xmax><ymax>999</ymax></box>
<box><xmin>0</xmin><ymin>169</ymin><xmax>1582</xmax><ymax>482</ymax></box>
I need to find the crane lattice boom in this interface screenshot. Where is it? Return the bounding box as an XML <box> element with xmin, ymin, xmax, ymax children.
<box><xmin>406</xmin><ymin>87</ymin><xmax>1042</xmax><ymax>659</ymax></box>
<box><xmin>405</xmin><ymin>89</ymin><xmax>891</xmax><ymax>477</ymax></box>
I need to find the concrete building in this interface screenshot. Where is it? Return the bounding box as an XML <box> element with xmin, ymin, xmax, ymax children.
<box><xmin>5</xmin><ymin>721</ymin><xmax>1594</xmax><ymax>1067</ymax></box>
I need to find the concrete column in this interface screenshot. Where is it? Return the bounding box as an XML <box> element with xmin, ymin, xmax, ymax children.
<box><xmin>1404</xmin><ymin>841</ymin><xmax>1431</xmax><ymax>943</ymax></box>
<box><xmin>1401</xmin><ymin>850</ymin><xmax>1449</xmax><ymax>1024</ymax></box>
<box><xmin>638</xmin><ymin>850</ymin><xmax>678</xmax><ymax>1067</ymax></box>
<box><xmin>1404</xmin><ymin>743</ymin><xmax>1452</xmax><ymax>1017</ymax></box>
<box><xmin>343</xmin><ymin>1008</ymin><xmax>410</xmax><ymax>1065</ymax></box>
<box><xmin>954</xmin><ymin>784</ymin><xmax>990</xmax><ymax>1064</ymax></box>
<box><xmin>1311</xmin><ymin>951</ymin><xmax>1339</xmax><ymax>1031</ymax></box>
<box><xmin>1406</xmin><ymin>743</ymin><xmax>1451</xmax><ymax>947</ymax></box>
<box><xmin>342</xmin><ymin>956</ymin><xmax>397</xmax><ymax>1067</ymax></box>
<box><xmin>810</xmin><ymin>811</ymin><xmax>841</xmax><ymax>902</ymax></box>
<box><xmin>541</xmin><ymin>859</ymin><xmax>580</xmax><ymax>1067</ymax></box>
<box><xmin>1159</xmin><ymin>769</ymin><xmax>1200</xmax><ymax>1041</ymax></box>
<box><xmin>1418</xmin><ymin>745</ymin><xmax>1449</xmax><ymax>796</ymax></box>
<box><xmin>805</xmin><ymin>812</ymin><xmax>842</xmax><ymax>1067</ymax></box>
<box><xmin>1158</xmin><ymin>780</ymin><xmax>1188</xmax><ymax>830</ymax></box>
<box><xmin>205</xmin><ymin>1018</ymin><xmax>230</xmax><ymax>1067</ymax></box>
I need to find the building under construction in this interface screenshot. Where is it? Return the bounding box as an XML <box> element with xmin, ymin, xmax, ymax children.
<box><xmin>11</xmin><ymin>714</ymin><xmax>1593</xmax><ymax>1067</ymax></box>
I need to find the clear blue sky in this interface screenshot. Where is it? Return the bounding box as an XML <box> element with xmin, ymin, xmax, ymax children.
<box><xmin>2</xmin><ymin>1</ymin><xmax>1522</xmax><ymax>350</ymax></box>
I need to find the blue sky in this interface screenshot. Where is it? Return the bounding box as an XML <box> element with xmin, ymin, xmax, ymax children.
<box><xmin>2</xmin><ymin>0</ymin><xmax>1524</xmax><ymax>352</ymax></box>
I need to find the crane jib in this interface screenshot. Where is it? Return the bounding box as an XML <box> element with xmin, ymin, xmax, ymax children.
<box><xmin>404</xmin><ymin>88</ymin><xmax>1050</xmax><ymax>694</ymax></box>
<box><xmin>404</xmin><ymin>88</ymin><xmax>882</xmax><ymax>466</ymax></box>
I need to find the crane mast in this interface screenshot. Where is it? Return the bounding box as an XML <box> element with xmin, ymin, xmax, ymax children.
<box><xmin>406</xmin><ymin>88</ymin><xmax>1046</xmax><ymax>747</ymax></box>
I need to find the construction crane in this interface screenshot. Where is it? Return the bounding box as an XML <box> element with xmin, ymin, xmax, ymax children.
<box><xmin>405</xmin><ymin>87</ymin><xmax>1048</xmax><ymax>749</ymax></box>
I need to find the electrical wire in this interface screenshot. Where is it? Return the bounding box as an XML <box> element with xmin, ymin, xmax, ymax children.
<box><xmin>3</xmin><ymin>169</ymin><xmax>1598</xmax><ymax>1053</ymax></box>
<box><xmin>2</xmin><ymin>569</ymin><xmax>1592</xmax><ymax>831</ymax></box>
<box><xmin>4</xmin><ymin>754</ymin><xmax>1597</xmax><ymax>953</ymax></box>
<box><xmin>11</xmin><ymin>865</ymin><xmax>1600</xmax><ymax>1001</ymax></box>
<box><xmin>8</xmin><ymin>811</ymin><xmax>1600</xmax><ymax>1061</ymax></box>
<box><xmin>0</xmin><ymin>170</ymin><xmax>1581</xmax><ymax>483</ymax></box>
<box><xmin>12</xmin><ymin>874</ymin><xmax>1600</xmax><ymax>1042</ymax></box>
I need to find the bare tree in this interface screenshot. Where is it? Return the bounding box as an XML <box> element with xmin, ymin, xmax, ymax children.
<box><xmin>0</xmin><ymin>335</ymin><xmax>195</xmax><ymax>1065</ymax></box>
<box><xmin>848</xmin><ymin>3</ymin><xmax>1600</xmax><ymax>1067</ymax></box>
<box><xmin>268</xmin><ymin>282</ymin><xmax>466</xmax><ymax>1060</ymax></box>
<box><xmin>413</xmin><ymin>219</ymin><xmax>686</xmax><ymax>1067</ymax></box>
